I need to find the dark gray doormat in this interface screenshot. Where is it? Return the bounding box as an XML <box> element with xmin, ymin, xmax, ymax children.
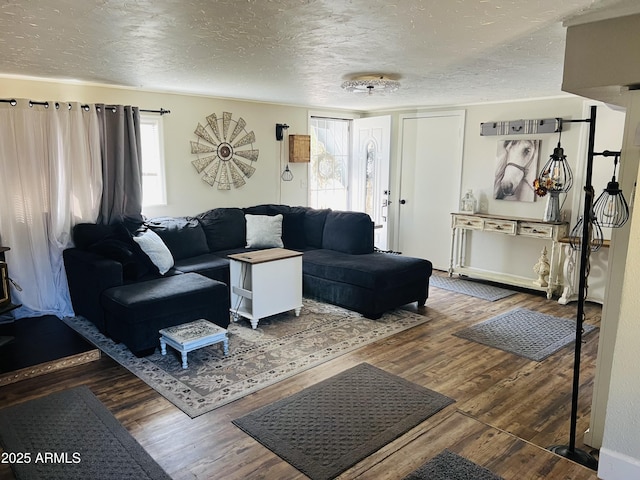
<box><xmin>233</xmin><ymin>362</ymin><xmax>455</xmax><ymax>480</ymax></box>
<box><xmin>430</xmin><ymin>275</ymin><xmax>516</xmax><ymax>301</ymax></box>
<box><xmin>0</xmin><ymin>385</ymin><xmax>171</xmax><ymax>480</ymax></box>
<box><xmin>404</xmin><ymin>449</ymin><xmax>504</xmax><ymax>480</ymax></box>
<box><xmin>454</xmin><ymin>307</ymin><xmax>597</xmax><ymax>361</ymax></box>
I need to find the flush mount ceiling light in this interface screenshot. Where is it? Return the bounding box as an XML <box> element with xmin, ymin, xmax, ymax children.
<box><xmin>341</xmin><ymin>75</ymin><xmax>400</xmax><ymax>95</ymax></box>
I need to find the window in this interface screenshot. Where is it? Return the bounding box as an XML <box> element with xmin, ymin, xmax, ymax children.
<box><xmin>309</xmin><ymin>117</ymin><xmax>351</xmax><ymax>210</ymax></box>
<box><xmin>140</xmin><ymin>114</ymin><xmax>166</xmax><ymax>207</ymax></box>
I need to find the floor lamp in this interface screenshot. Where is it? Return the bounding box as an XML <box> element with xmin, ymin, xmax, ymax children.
<box><xmin>548</xmin><ymin>105</ymin><xmax>629</xmax><ymax>470</ymax></box>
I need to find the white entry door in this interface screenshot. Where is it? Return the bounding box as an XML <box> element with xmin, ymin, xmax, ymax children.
<box><xmin>397</xmin><ymin>111</ymin><xmax>465</xmax><ymax>269</ymax></box>
<box><xmin>352</xmin><ymin>115</ymin><xmax>391</xmax><ymax>250</ymax></box>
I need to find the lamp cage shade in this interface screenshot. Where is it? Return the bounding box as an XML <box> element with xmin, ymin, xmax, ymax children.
<box><xmin>281</xmin><ymin>165</ymin><xmax>293</xmax><ymax>181</ymax></box>
<box><xmin>593</xmin><ymin>181</ymin><xmax>629</xmax><ymax>228</ymax></box>
<box><xmin>537</xmin><ymin>145</ymin><xmax>573</xmax><ymax>194</ymax></box>
<box><xmin>569</xmin><ymin>214</ymin><xmax>604</xmax><ymax>252</ymax></box>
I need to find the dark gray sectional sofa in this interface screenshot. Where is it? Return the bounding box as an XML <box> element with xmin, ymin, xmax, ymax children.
<box><xmin>63</xmin><ymin>204</ymin><xmax>432</xmax><ymax>356</ymax></box>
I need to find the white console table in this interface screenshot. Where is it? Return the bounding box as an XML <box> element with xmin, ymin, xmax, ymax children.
<box><xmin>449</xmin><ymin>213</ymin><xmax>569</xmax><ymax>298</ymax></box>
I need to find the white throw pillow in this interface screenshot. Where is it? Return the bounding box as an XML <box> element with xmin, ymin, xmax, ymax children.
<box><xmin>133</xmin><ymin>229</ymin><xmax>174</xmax><ymax>275</ymax></box>
<box><xmin>245</xmin><ymin>214</ymin><xmax>284</xmax><ymax>249</ymax></box>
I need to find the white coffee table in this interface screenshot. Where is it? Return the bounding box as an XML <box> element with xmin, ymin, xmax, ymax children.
<box><xmin>159</xmin><ymin>319</ymin><xmax>228</xmax><ymax>369</ymax></box>
<box><xmin>228</xmin><ymin>248</ymin><xmax>303</xmax><ymax>329</ymax></box>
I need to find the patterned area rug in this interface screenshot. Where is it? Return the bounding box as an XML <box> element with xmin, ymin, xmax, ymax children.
<box><xmin>404</xmin><ymin>450</ymin><xmax>504</xmax><ymax>480</ymax></box>
<box><xmin>62</xmin><ymin>299</ymin><xmax>428</xmax><ymax>418</ymax></box>
<box><xmin>454</xmin><ymin>307</ymin><xmax>597</xmax><ymax>361</ymax></box>
<box><xmin>0</xmin><ymin>386</ymin><xmax>171</xmax><ymax>480</ymax></box>
<box><xmin>233</xmin><ymin>363</ymin><xmax>454</xmax><ymax>480</ymax></box>
<box><xmin>430</xmin><ymin>275</ymin><xmax>516</xmax><ymax>301</ymax></box>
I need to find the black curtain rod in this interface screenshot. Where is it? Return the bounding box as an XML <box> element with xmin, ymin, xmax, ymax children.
<box><xmin>140</xmin><ymin>108</ymin><xmax>171</xmax><ymax>115</ymax></box>
<box><xmin>0</xmin><ymin>99</ymin><xmax>170</xmax><ymax>115</ymax></box>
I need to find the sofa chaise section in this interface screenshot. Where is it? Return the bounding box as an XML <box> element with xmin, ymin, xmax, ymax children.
<box><xmin>302</xmin><ymin>249</ymin><xmax>431</xmax><ymax>319</ymax></box>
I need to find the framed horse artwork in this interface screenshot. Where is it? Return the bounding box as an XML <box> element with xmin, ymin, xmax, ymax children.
<box><xmin>493</xmin><ymin>139</ymin><xmax>541</xmax><ymax>202</ymax></box>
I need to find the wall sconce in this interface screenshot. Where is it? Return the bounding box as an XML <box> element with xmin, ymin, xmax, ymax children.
<box><xmin>276</xmin><ymin>123</ymin><xmax>289</xmax><ymax>141</ymax></box>
<box><xmin>276</xmin><ymin>123</ymin><xmax>293</xmax><ymax>182</ymax></box>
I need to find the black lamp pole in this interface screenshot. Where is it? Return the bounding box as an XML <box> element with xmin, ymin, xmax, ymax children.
<box><xmin>548</xmin><ymin>105</ymin><xmax>599</xmax><ymax>470</ymax></box>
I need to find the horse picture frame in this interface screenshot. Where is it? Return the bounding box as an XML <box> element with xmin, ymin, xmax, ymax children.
<box><xmin>493</xmin><ymin>139</ymin><xmax>541</xmax><ymax>202</ymax></box>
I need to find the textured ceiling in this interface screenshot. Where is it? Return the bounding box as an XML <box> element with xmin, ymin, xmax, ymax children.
<box><xmin>0</xmin><ymin>0</ymin><xmax>638</xmax><ymax>111</ymax></box>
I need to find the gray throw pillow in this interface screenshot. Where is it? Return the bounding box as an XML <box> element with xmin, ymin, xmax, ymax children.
<box><xmin>245</xmin><ymin>214</ymin><xmax>284</xmax><ymax>249</ymax></box>
<box><xmin>132</xmin><ymin>229</ymin><xmax>174</xmax><ymax>275</ymax></box>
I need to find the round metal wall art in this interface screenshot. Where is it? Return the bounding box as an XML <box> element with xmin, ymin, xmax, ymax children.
<box><xmin>190</xmin><ymin>111</ymin><xmax>258</xmax><ymax>190</ymax></box>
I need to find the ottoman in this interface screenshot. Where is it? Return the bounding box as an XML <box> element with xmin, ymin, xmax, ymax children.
<box><xmin>101</xmin><ymin>272</ymin><xmax>230</xmax><ymax>357</ymax></box>
<box><xmin>302</xmin><ymin>249</ymin><xmax>432</xmax><ymax>319</ymax></box>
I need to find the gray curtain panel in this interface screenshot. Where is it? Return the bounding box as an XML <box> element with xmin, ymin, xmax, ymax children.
<box><xmin>96</xmin><ymin>104</ymin><xmax>143</xmax><ymax>225</ymax></box>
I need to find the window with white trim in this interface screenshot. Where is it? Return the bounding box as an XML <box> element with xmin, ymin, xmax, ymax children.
<box><xmin>140</xmin><ymin>114</ymin><xmax>166</xmax><ymax>207</ymax></box>
<box><xmin>309</xmin><ymin>117</ymin><xmax>351</xmax><ymax>210</ymax></box>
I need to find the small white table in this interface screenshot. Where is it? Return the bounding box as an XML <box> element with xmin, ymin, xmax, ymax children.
<box><xmin>159</xmin><ymin>319</ymin><xmax>228</xmax><ymax>369</ymax></box>
<box><xmin>228</xmin><ymin>248</ymin><xmax>303</xmax><ymax>329</ymax></box>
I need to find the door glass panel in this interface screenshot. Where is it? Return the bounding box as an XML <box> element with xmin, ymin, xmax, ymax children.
<box><xmin>365</xmin><ymin>140</ymin><xmax>377</xmax><ymax>218</ymax></box>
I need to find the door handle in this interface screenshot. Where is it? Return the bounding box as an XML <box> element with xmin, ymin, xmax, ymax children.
<box><xmin>399</xmin><ymin>199</ymin><xmax>407</xmax><ymax>205</ymax></box>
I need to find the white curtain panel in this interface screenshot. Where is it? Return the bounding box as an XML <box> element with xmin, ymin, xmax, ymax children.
<box><xmin>0</xmin><ymin>100</ymin><xmax>102</xmax><ymax>318</ymax></box>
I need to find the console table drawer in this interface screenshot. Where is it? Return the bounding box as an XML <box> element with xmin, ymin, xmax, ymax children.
<box><xmin>518</xmin><ymin>222</ymin><xmax>554</xmax><ymax>238</ymax></box>
<box><xmin>453</xmin><ymin>215</ymin><xmax>484</xmax><ymax>230</ymax></box>
<box><xmin>484</xmin><ymin>219</ymin><xmax>517</xmax><ymax>235</ymax></box>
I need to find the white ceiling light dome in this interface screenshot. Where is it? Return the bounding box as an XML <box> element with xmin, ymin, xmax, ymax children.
<box><xmin>341</xmin><ymin>75</ymin><xmax>401</xmax><ymax>95</ymax></box>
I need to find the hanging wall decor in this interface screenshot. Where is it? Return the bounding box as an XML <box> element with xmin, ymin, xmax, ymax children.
<box><xmin>493</xmin><ymin>139</ymin><xmax>541</xmax><ymax>202</ymax></box>
<box><xmin>190</xmin><ymin>112</ymin><xmax>258</xmax><ymax>190</ymax></box>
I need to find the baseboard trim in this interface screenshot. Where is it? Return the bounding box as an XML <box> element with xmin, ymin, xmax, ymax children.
<box><xmin>0</xmin><ymin>349</ymin><xmax>101</xmax><ymax>387</ymax></box>
<box><xmin>598</xmin><ymin>447</ymin><xmax>640</xmax><ymax>480</ymax></box>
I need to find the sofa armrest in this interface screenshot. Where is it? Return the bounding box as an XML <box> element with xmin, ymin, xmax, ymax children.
<box><xmin>63</xmin><ymin>248</ymin><xmax>124</xmax><ymax>332</ymax></box>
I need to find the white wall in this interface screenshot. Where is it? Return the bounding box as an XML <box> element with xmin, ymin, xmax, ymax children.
<box><xmin>0</xmin><ymin>77</ymin><xmax>313</xmax><ymax>218</ymax></box>
<box><xmin>597</xmin><ymin>91</ymin><xmax>640</xmax><ymax>479</ymax></box>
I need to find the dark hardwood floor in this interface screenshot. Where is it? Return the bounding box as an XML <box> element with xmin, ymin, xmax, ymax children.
<box><xmin>0</xmin><ymin>315</ymin><xmax>95</xmax><ymax>374</ymax></box>
<box><xmin>0</xmin><ymin>272</ymin><xmax>601</xmax><ymax>479</ymax></box>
